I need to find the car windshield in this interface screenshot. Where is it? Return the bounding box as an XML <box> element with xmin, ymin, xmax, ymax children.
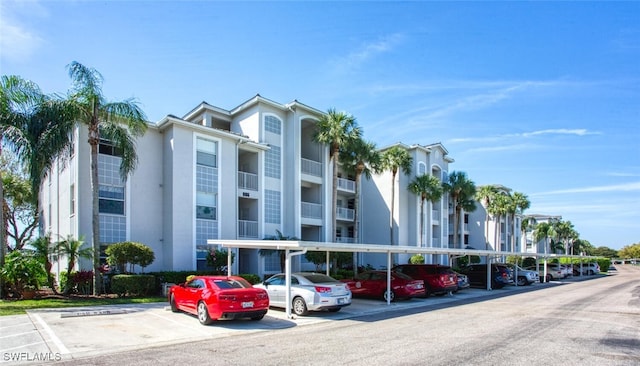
<box><xmin>299</xmin><ymin>273</ymin><xmax>338</xmax><ymax>284</ymax></box>
<box><xmin>211</xmin><ymin>278</ymin><xmax>251</xmax><ymax>289</ymax></box>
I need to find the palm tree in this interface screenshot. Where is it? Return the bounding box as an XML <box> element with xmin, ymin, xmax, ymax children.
<box><xmin>55</xmin><ymin>235</ymin><xmax>93</xmax><ymax>294</ymax></box>
<box><xmin>313</xmin><ymin>109</ymin><xmax>361</xmax><ymax>242</ymax></box>
<box><xmin>260</xmin><ymin>230</ymin><xmax>299</xmax><ymax>273</ymax></box>
<box><xmin>506</xmin><ymin>192</ymin><xmax>530</xmax><ymax>253</ymax></box>
<box><xmin>65</xmin><ymin>61</ymin><xmax>148</xmax><ymax>295</ymax></box>
<box><xmin>475</xmin><ymin>185</ymin><xmax>498</xmax><ymax>250</ymax></box>
<box><xmin>30</xmin><ymin>234</ymin><xmax>58</xmax><ymax>293</ymax></box>
<box><xmin>407</xmin><ymin>174</ymin><xmax>444</xmax><ymax>248</ymax></box>
<box><xmin>339</xmin><ymin>137</ymin><xmax>380</xmax><ymax>273</ymax></box>
<box><xmin>533</xmin><ymin>221</ymin><xmax>556</xmax><ymax>257</ymax></box>
<box><xmin>339</xmin><ymin>137</ymin><xmax>380</xmax><ymax>244</ymax></box>
<box><xmin>553</xmin><ymin>220</ymin><xmax>576</xmax><ymax>255</ymax></box>
<box><xmin>489</xmin><ymin>193</ymin><xmax>509</xmax><ymax>251</ymax></box>
<box><xmin>380</xmin><ymin>146</ymin><xmax>412</xmax><ymax>246</ymax></box>
<box><xmin>443</xmin><ymin>171</ymin><xmax>476</xmax><ymax>249</ymax></box>
<box><xmin>521</xmin><ymin>216</ymin><xmax>537</xmax><ymax>251</ymax></box>
<box><xmin>1</xmin><ymin>75</ymin><xmax>75</xmax><ymax>297</ymax></box>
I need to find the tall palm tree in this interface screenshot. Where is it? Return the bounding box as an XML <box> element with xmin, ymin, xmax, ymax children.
<box><xmin>533</xmin><ymin>221</ymin><xmax>556</xmax><ymax>257</ymax></box>
<box><xmin>339</xmin><ymin>137</ymin><xmax>380</xmax><ymax>273</ymax></box>
<box><xmin>553</xmin><ymin>220</ymin><xmax>576</xmax><ymax>255</ymax></box>
<box><xmin>338</xmin><ymin>137</ymin><xmax>380</xmax><ymax>244</ymax></box>
<box><xmin>443</xmin><ymin>171</ymin><xmax>476</xmax><ymax>249</ymax></box>
<box><xmin>55</xmin><ymin>235</ymin><xmax>93</xmax><ymax>294</ymax></box>
<box><xmin>475</xmin><ymin>185</ymin><xmax>498</xmax><ymax>250</ymax></box>
<box><xmin>506</xmin><ymin>192</ymin><xmax>530</xmax><ymax>253</ymax></box>
<box><xmin>380</xmin><ymin>146</ymin><xmax>412</xmax><ymax>245</ymax></box>
<box><xmin>489</xmin><ymin>193</ymin><xmax>509</xmax><ymax>251</ymax></box>
<box><xmin>521</xmin><ymin>216</ymin><xmax>537</xmax><ymax>251</ymax></box>
<box><xmin>65</xmin><ymin>61</ymin><xmax>148</xmax><ymax>295</ymax></box>
<box><xmin>1</xmin><ymin>75</ymin><xmax>75</xmax><ymax>297</ymax></box>
<box><xmin>407</xmin><ymin>174</ymin><xmax>444</xmax><ymax>248</ymax></box>
<box><xmin>313</xmin><ymin>108</ymin><xmax>361</xmax><ymax>242</ymax></box>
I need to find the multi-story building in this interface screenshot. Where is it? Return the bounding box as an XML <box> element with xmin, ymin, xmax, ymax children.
<box><xmin>40</xmin><ymin>96</ymin><xmax>454</xmax><ymax>279</ymax></box>
<box><xmin>360</xmin><ymin>143</ymin><xmax>453</xmax><ymax>267</ymax></box>
<box><xmin>521</xmin><ymin>214</ymin><xmax>562</xmax><ymax>255</ymax></box>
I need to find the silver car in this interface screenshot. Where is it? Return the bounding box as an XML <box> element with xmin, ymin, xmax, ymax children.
<box><xmin>254</xmin><ymin>272</ymin><xmax>352</xmax><ymax>316</ymax></box>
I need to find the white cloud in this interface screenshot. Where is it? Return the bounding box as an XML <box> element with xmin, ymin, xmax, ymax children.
<box><xmin>449</xmin><ymin>128</ymin><xmax>601</xmax><ymax>144</ymax></box>
<box><xmin>532</xmin><ymin>181</ymin><xmax>640</xmax><ymax>196</ymax></box>
<box><xmin>330</xmin><ymin>33</ymin><xmax>405</xmax><ymax>72</ymax></box>
<box><xmin>0</xmin><ymin>0</ymin><xmax>47</xmax><ymax>62</ymax></box>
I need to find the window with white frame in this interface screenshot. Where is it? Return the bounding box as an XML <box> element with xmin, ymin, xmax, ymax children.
<box><xmin>265</xmin><ymin>189</ymin><xmax>281</xmax><ymax>224</ymax></box>
<box><xmin>265</xmin><ymin>146</ymin><xmax>281</xmax><ymax>178</ymax></box>
<box><xmin>265</xmin><ymin>115</ymin><xmax>282</xmax><ymax>135</ymax></box>
<box><xmin>196</xmin><ymin>137</ymin><xmax>218</xmax><ymax>245</ymax></box>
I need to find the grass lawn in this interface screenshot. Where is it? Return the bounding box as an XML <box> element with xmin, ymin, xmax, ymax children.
<box><xmin>0</xmin><ymin>296</ymin><xmax>167</xmax><ymax>316</ymax></box>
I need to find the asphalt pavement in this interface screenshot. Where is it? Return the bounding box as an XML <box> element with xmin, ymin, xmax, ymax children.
<box><xmin>0</xmin><ymin>273</ymin><xmax>604</xmax><ymax>365</ymax></box>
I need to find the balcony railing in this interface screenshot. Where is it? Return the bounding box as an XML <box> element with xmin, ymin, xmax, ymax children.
<box><xmin>238</xmin><ymin>220</ymin><xmax>258</xmax><ymax>238</ymax></box>
<box><xmin>302</xmin><ymin>202</ymin><xmax>322</xmax><ymax>219</ymax></box>
<box><xmin>336</xmin><ymin>237</ymin><xmax>355</xmax><ymax>243</ymax></box>
<box><xmin>238</xmin><ymin>171</ymin><xmax>258</xmax><ymax>191</ymax></box>
<box><xmin>337</xmin><ymin>207</ymin><xmax>354</xmax><ymax>221</ymax></box>
<box><xmin>301</xmin><ymin>158</ymin><xmax>322</xmax><ymax>177</ymax></box>
<box><xmin>337</xmin><ymin>177</ymin><xmax>355</xmax><ymax>192</ymax></box>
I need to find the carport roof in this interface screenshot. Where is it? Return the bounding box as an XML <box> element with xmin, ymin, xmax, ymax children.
<box><xmin>207</xmin><ymin>240</ymin><xmax>596</xmax><ymax>259</ymax></box>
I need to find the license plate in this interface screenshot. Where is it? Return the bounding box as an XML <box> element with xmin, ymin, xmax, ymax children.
<box><xmin>241</xmin><ymin>301</ymin><xmax>254</xmax><ymax>308</ymax></box>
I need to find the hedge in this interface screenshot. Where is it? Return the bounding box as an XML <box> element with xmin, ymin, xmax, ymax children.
<box><xmin>111</xmin><ymin>275</ymin><xmax>156</xmax><ymax>297</ymax></box>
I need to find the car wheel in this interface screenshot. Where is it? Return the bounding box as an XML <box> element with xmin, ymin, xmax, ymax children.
<box><xmin>292</xmin><ymin>297</ymin><xmax>308</xmax><ymax>316</ymax></box>
<box><xmin>517</xmin><ymin>276</ymin><xmax>527</xmax><ymax>286</ymax></box>
<box><xmin>250</xmin><ymin>314</ymin><xmax>265</xmax><ymax>321</ymax></box>
<box><xmin>169</xmin><ymin>294</ymin><xmax>179</xmax><ymax>313</ymax></box>
<box><xmin>197</xmin><ymin>301</ymin><xmax>213</xmax><ymax>325</ymax></box>
<box><xmin>588</xmin><ymin>270</ymin><xmax>594</xmax><ymax>275</ymax></box>
<box><xmin>383</xmin><ymin>289</ymin><xmax>395</xmax><ymax>302</ymax></box>
<box><xmin>545</xmin><ymin>274</ymin><xmax>552</xmax><ymax>282</ymax></box>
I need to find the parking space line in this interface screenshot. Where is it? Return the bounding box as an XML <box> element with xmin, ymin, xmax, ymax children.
<box><xmin>0</xmin><ymin>330</ymin><xmax>40</xmax><ymax>340</ymax></box>
<box><xmin>0</xmin><ymin>341</ymin><xmax>46</xmax><ymax>353</ymax></box>
<box><xmin>146</xmin><ymin>311</ymin><xmax>211</xmax><ymax>336</ymax></box>
<box><xmin>0</xmin><ymin>322</ymin><xmax>34</xmax><ymax>330</ymax></box>
<box><xmin>32</xmin><ymin>313</ymin><xmax>70</xmax><ymax>354</ymax></box>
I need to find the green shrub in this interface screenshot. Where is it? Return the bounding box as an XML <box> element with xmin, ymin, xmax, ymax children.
<box><xmin>409</xmin><ymin>254</ymin><xmax>424</xmax><ymax>264</ymax></box>
<box><xmin>238</xmin><ymin>273</ymin><xmax>261</xmax><ymax>284</ymax></box>
<box><xmin>106</xmin><ymin>242</ymin><xmax>155</xmax><ymax>273</ymax></box>
<box><xmin>111</xmin><ymin>274</ymin><xmax>155</xmax><ymax>297</ymax></box>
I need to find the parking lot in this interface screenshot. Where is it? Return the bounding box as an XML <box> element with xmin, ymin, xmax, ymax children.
<box><xmin>0</xmin><ymin>276</ymin><xmax>595</xmax><ymax>364</ymax></box>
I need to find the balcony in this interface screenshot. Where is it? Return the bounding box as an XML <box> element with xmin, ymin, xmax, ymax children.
<box><xmin>302</xmin><ymin>158</ymin><xmax>322</xmax><ymax>177</ymax></box>
<box><xmin>337</xmin><ymin>207</ymin><xmax>354</xmax><ymax>221</ymax></box>
<box><xmin>238</xmin><ymin>220</ymin><xmax>258</xmax><ymax>238</ymax></box>
<box><xmin>337</xmin><ymin>177</ymin><xmax>355</xmax><ymax>193</ymax></box>
<box><xmin>302</xmin><ymin>202</ymin><xmax>322</xmax><ymax>219</ymax></box>
<box><xmin>336</xmin><ymin>237</ymin><xmax>355</xmax><ymax>244</ymax></box>
<box><xmin>238</xmin><ymin>171</ymin><xmax>258</xmax><ymax>191</ymax></box>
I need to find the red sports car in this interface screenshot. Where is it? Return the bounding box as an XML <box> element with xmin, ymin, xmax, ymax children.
<box><xmin>341</xmin><ymin>270</ymin><xmax>425</xmax><ymax>302</ymax></box>
<box><xmin>168</xmin><ymin>275</ymin><xmax>269</xmax><ymax>325</ymax></box>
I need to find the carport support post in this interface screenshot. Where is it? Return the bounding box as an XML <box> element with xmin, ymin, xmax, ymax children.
<box><xmin>285</xmin><ymin>248</ymin><xmax>308</xmax><ymax>319</ymax></box>
<box><xmin>227</xmin><ymin>249</ymin><xmax>232</xmax><ymax>277</ymax></box>
<box><xmin>486</xmin><ymin>257</ymin><xmax>492</xmax><ymax>291</ymax></box>
<box><xmin>387</xmin><ymin>251</ymin><xmax>392</xmax><ymax>305</ymax></box>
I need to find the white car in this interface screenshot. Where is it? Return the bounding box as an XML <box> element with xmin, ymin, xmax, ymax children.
<box><xmin>573</xmin><ymin>263</ymin><xmax>600</xmax><ymax>275</ymax></box>
<box><xmin>254</xmin><ymin>272</ymin><xmax>352</xmax><ymax>316</ymax></box>
<box><xmin>502</xmin><ymin>264</ymin><xmax>539</xmax><ymax>286</ymax></box>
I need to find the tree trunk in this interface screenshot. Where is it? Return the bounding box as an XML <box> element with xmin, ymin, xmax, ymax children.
<box><xmin>89</xmin><ymin>115</ymin><xmax>102</xmax><ymax>295</ymax></box>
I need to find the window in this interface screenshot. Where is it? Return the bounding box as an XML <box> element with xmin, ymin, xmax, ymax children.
<box><xmin>99</xmin><ymin>185</ymin><xmax>125</xmax><ymax>214</ymax></box>
<box><xmin>196</xmin><ymin>138</ymin><xmax>217</xmax><ymax>167</ymax></box>
<box><xmin>265</xmin><ymin>190</ymin><xmax>281</xmax><ymax>224</ymax></box>
<box><xmin>265</xmin><ymin>146</ymin><xmax>281</xmax><ymax>178</ymax></box>
<box><xmin>70</xmin><ymin>184</ymin><xmax>75</xmax><ymax>216</ymax></box>
<box><xmin>418</xmin><ymin>162</ymin><xmax>426</xmax><ymax>176</ymax></box>
<box><xmin>99</xmin><ymin>139</ymin><xmax>123</xmax><ymax>157</ymax></box>
<box><xmin>265</xmin><ymin>115</ymin><xmax>281</xmax><ymax>135</ymax></box>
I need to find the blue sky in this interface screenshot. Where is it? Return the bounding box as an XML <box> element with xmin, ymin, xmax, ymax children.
<box><xmin>1</xmin><ymin>1</ymin><xmax>638</xmax><ymax>250</ymax></box>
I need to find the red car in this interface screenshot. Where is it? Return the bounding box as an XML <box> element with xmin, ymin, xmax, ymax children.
<box><xmin>341</xmin><ymin>270</ymin><xmax>425</xmax><ymax>302</ymax></box>
<box><xmin>392</xmin><ymin>264</ymin><xmax>458</xmax><ymax>296</ymax></box>
<box><xmin>168</xmin><ymin>275</ymin><xmax>269</xmax><ymax>325</ymax></box>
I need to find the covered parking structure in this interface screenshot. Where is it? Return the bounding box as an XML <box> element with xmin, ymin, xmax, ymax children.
<box><xmin>208</xmin><ymin>239</ymin><xmax>599</xmax><ymax>318</ymax></box>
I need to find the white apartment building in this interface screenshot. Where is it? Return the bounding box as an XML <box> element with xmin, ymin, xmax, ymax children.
<box><xmin>40</xmin><ymin>96</ymin><xmax>454</xmax><ymax>278</ymax></box>
<box><xmin>360</xmin><ymin>143</ymin><xmax>453</xmax><ymax>268</ymax></box>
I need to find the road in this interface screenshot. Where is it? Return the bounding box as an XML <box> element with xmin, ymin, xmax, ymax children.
<box><xmin>51</xmin><ymin>265</ymin><xmax>639</xmax><ymax>366</ymax></box>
